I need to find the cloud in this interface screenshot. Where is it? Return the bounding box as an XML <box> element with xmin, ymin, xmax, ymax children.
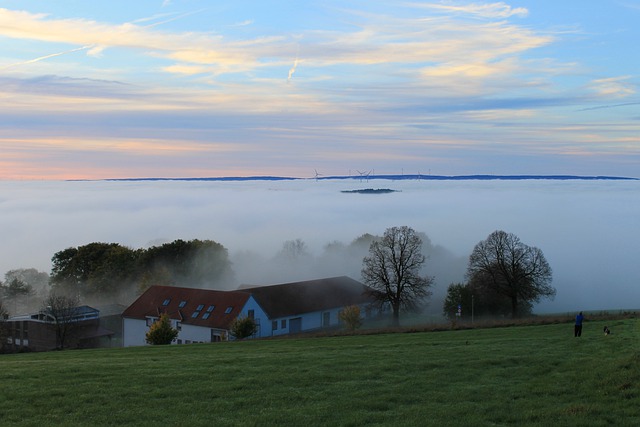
<box><xmin>410</xmin><ymin>2</ymin><xmax>529</xmax><ymax>19</ymax></box>
<box><xmin>287</xmin><ymin>56</ymin><xmax>299</xmax><ymax>82</ymax></box>
<box><xmin>0</xmin><ymin>5</ymin><xmax>549</xmax><ymax>79</ymax></box>
<box><xmin>589</xmin><ymin>76</ymin><xmax>636</xmax><ymax>98</ymax></box>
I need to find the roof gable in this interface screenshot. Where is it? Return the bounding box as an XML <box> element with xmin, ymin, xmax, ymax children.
<box><xmin>241</xmin><ymin>276</ymin><xmax>374</xmax><ymax>318</ymax></box>
<box><xmin>122</xmin><ymin>286</ymin><xmax>251</xmax><ymax>330</ymax></box>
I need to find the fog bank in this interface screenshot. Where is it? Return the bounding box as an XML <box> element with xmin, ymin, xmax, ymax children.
<box><xmin>1</xmin><ymin>178</ymin><xmax>638</xmax><ymax>314</ymax></box>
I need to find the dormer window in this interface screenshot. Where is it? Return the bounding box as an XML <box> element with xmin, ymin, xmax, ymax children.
<box><xmin>162</xmin><ymin>299</ymin><xmax>171</xmax><ymax>306</ymax></box>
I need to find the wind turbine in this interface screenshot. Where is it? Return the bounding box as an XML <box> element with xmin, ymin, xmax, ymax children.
<box><xmin>356</xmin><ymin>170</ymin><xmax>371</xmax><ymax>183</ymax></box>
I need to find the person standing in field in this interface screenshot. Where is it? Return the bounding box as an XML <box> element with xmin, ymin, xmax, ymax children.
<box><xmin>574</xmin><ymin>311</ymin><xmax>584</xmax><ymax>337</ymax></box>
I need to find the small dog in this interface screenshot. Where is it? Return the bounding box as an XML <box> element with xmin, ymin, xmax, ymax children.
<box><xmin>603</xmin><ymin>326</ymin><xmax>611</xmax><ymax>335</ymax></box>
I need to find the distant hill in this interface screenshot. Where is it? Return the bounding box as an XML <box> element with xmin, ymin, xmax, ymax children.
<box><xmin>90</xmin><ymin>174</ymin><xmax>638</xmax><ymax>182</ymax></box>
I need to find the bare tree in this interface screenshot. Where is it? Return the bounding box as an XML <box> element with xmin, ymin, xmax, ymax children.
<box><xmin>279</xmin><ymin>239</ymin><xmax>309</xmax><ymax>260</ymax></box>
<box><xmin>42</xmin><ymin>293</ymin><xmax>80</xmax><ymax>350</ymax></box>
<box><xmin>467</xmin><ymin>230</ymin><xmax>554</xmax><ymax>318</ymax></box>
<box><xmin>361</xmin><ymin>226</ymin><xmax>434</xmax><ymax>326</ymax></box>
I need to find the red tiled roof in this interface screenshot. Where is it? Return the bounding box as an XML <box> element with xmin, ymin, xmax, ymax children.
<box><xmin>122</xmin><ymin>286</ymin><xmax>251</xmax><ymax>330</ymax></box>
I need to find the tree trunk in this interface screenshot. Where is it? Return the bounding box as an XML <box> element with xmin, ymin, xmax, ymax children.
<box><xmin>391</xmin><ymin>304</ymin><xmax>400</xmax><ymax>327</ymax></box>
<box><xmin>511</xmin><ymin>296</ymin><xmax>519</xmax><ymax>319</ymax></box>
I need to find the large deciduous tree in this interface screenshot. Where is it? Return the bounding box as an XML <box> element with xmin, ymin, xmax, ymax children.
<box><xmin>467</xmin><ymin>230</ymin><xmax>554</xmax><ymax>318</ymax></box>
<box><xmin>50</xmin><ymin>243</ymin><xmax>138</xmax><ymax>298</ymax></box>
<box><xmin>361</xmin><ymin>226</ymin><xmax>434</xmax><ymax>326</ymax></box>
<box><xmin>50</xmin><ymin>239</ymin><xmax>235</xmax><ymax>298</ymax></box>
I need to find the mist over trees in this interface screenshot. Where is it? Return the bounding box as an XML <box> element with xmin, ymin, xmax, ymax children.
<box><xmin>1</xmin><ymin>228</ymin><xmax>468</xmax><ymax>323</ymax></box>
<box><xmin>0</xmin><ymin>268</ymin><xmax>49</xmax><ymax>315</ymax></box>
<box><xmin>4</xmin><ymin>228</ymin><xmax>563</xmax><ymax>326</ymax></box>
<box><xmin>361</xmin><ymin>226</ymin><xmax>435</xmax><ymax>326</ymax></box>
<box><xmin>442</xmin><ymin>281</ymin><xmax>534</xmax><ymax>320</ymax></box>
<box><xmin>49</xmin><ymin>239</ymin><xmax>234</xmax><ymax>303</ymax></box>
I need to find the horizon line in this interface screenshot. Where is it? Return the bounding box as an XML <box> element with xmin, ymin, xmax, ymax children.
<box><xmin>65</xmin><ymin>174</ymin><xmax>640</xmax><ymax>182</ymax></box>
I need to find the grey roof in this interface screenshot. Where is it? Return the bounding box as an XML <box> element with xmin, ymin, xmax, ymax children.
<box><xmin>241</xmin><ymin>276</ymin><xmax>374</xmax><ymax>318</ymax></box>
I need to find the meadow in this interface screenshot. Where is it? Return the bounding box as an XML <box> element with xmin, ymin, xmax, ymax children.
<box><xmin>1</xmin><ymin>318</ymin><xmax>638</xmax><ymax>426</ymax></box>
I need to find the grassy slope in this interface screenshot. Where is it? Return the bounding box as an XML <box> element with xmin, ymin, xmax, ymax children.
<box><xmin>1</xmin><ymin>318</ymin><xmax>638</xmax><ymax>426</ymax></box>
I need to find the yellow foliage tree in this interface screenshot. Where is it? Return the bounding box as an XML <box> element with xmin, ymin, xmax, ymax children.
<box><xmin>145</xmin><ymin>313</ymin><xmax>178</xmax><ymax>345</ymax></box>
<box><xmin>339</xmin><ymin>305</ymin><xmax>362</xmax><ymax>331</ymax></box>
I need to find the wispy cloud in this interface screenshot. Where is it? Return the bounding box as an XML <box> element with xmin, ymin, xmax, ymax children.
<box><xmin>408</xmin><ymin>2</ymin><xmax>528</xmax><ymax>19</ymax></box>
<box><xmin>589</xmin><ymin>76</ymin><xmax>636</xmax><ymax>98</ymax></box>
<box><xmin>287</xmin><ymin>56</ymin><xmax>299</xmax><ymax>82</ymax></box>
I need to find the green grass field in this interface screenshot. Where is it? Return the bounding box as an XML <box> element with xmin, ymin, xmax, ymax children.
<box><xmin>1</xmin><ymin>318</ymin><xmax>638</xmax><ymax>426</ymax></box>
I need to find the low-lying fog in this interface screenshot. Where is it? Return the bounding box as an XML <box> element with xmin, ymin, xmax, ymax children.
<box><xmin>1</xmin><ymin>178</ymin><xmax>638</xmax><ymax>314</ymax></box>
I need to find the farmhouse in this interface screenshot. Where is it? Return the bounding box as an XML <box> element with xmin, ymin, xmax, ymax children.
<box><xmin>122</xmin><ymin>276</ymin><xmax>376</xmax><ymax>346</ymax></box>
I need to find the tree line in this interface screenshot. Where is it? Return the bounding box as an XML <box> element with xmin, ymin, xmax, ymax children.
<box><xmin>1</xmin><ymin>229</ymin><xmax>555</xmax><ymax>328</ymax></box>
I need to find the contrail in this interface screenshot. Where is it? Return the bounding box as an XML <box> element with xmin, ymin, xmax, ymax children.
<box><xmin>141</xmin><ymin>8</ymin><xmax>207</xmax><ymax>29</ymax></box>
<box><xmin>0</xmin><ymin>8</ymin><xmax>206</xmax><ymax>71</ymax></box>
<box><xmin>287</xmin><ymin>56</ymin><xmax>298</xmax><ymax>82</ymax></box>
<box><xmin>576</xmin><ymin>101</ymin><xmax>640</xmax><ymax>112</ymax></box>
<box><xmin>0</xmin><ymin>45</ymin><xmax>94</xmax><ymax>70</ymax></box>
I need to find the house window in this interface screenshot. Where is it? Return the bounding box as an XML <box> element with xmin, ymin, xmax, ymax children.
<box><xmin>196</xmin><ymin>304</ymin><xmax>205</xmax><ymax>311</ymax></box>
<box><xmin>202</xmin><ymin>313</ymin><xmax>211</xmax><ymax>320</ymax></box>
<box><xmin>323</xmin><ymin>312</ymin><xmax>330</xmax><ymax>328</ymax></box>
<box><xmin>211</xmin><ymin>330</ymin><xmax>222</xmax><ymax>342</ymax></box>
<box><xmin>176</xmin><ymin>321</ymin><xmax>182</xmax><ymax>331</ymax></box>
<box><xmin>224</xmin><ymin>306</ymin><xmax>233</xmax><ymax>314</ymax></box>
<box><xmin>177</xmin><ymin>339</ymin><xmax>182</xmax><ymax>344</ymax></box>
<box><xmin>206</xmin><ymin>305</ymin><xmax>215</xmax><ymax>312</ymax></box>
<box><xmin>272</xmin><ymin>320</ymin><xmax>278</xmax><ymax>331</ymax></box>
<box><xmin>281</xmin><ymin>319</ymin><xmax>287</xmax><ymax>329</ymax></box>
<box><xmin>162</xmin><ymin>298</ymin><xmax>171</xmax><ymax>306</ymax></box>
<box><xmin>178</xmin><ymin>300</ymin><xmax>187</xmax><ymax>308</ymax></box>
<box><xmin>248</xmin><ymin>309</ymin><xmax>255</xmax><ymax>319</ymax></box>
<box><xmin>146</xmin><ymin>318</ymin><xmax>156</xmax><ymax>327</ymax></box>
<box><xmin>191</xmin><ymin>311</ymin><xmax>200</xmax><ymax>318</ymax></box>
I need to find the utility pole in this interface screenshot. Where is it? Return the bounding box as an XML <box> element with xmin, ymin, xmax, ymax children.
<box><xmin>471</xmin><ymin>294</ymin><xmax>474</xmax><ymax>324</ymax></box>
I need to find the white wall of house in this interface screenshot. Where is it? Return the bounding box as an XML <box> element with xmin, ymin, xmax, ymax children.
<box><xmin>176</xmin><ymin>323</ymin><xmax>215</xmax><ymax>344</ymax></box>
<box><xmin>123</xmin><ymin>317</ymin><xmax>149</xmax><ymax>347</ymax></box>
<box><xmin>123</xmin><ymin>300</ymin><xmax>376</xmax><ymax>346</ymax></box>
<box><xmin>122</xmin><ymin>296</ymin><xmax>271</xmax><ymax>346</ymax></box>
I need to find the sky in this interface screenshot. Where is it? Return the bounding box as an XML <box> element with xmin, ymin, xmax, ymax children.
<box><xmin>0</xmin><ymin>1</ymin><xmax>639</xmax><ymax>180</ymax></box>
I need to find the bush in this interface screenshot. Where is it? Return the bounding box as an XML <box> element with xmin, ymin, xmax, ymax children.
<box><xmin>230</xmin><ymin>316</ymin><xmax>258</xmax><ymax>340</ymax></box>
<box><xmin>339</xmin><ymin>305</ymin><xmax>362</xmax><ymax>331</ymax></box>
<box><xmin>145</xmin><ymin>313</ymin><xmax>178</xmax><ymax>345</ymax></box>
